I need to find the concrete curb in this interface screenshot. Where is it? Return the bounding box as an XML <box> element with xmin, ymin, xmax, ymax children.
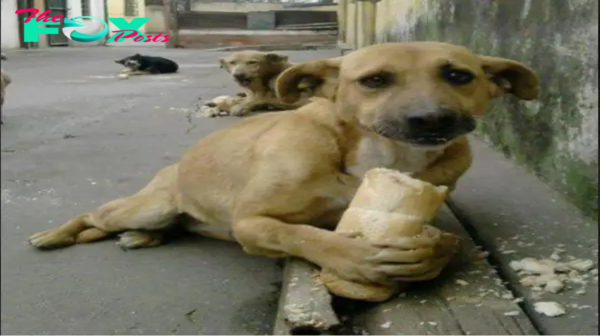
<box><xmin>273</xmin><ymin>258</ymin><xmax>340</xmax><ymax>335</ymax></box>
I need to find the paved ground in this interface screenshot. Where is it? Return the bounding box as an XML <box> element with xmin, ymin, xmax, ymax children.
<box><xmin>0</xmin><ymin>46</ymin><xmax>340</xmax><ymax>335</ymax></box>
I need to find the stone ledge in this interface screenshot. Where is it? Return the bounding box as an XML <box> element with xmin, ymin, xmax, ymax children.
<box><xmin>447</xmin><ymin>136</ymin><xmax>598</xmax><ymax>335</ymax></box>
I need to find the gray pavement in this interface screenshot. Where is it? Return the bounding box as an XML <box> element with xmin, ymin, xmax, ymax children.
<box><xmin>0</xmin><ymin>46</ymin><xmax>340</xmax><ymax>335</ymax></box>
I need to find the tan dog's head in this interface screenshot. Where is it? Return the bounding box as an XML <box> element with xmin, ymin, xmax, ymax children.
<box><xmin>276</xmin><ymin>42</ymin><xmax>539</xmax><ymax>148</ymax></box>
<box><xmin>219</xmin><ymin>51</ymin><xmax>290</xmax><ymax>90</ymax></box>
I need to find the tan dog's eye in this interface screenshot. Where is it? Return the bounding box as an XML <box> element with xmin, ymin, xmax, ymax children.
<box><xmin>228</xmin><ymin>61</ymin><xmax>236</xmax><ymax>65</ymax></box>
<box><xmin>246</xmin><ymin>61</ymin><xmax>257</xmax><ymax>65</ymax></box>
<box><xmin>358</xmin><ymin>75</ymin><xmax>391</xmax><ymax>89</ymax></box>
<box><xmin>441</xmin><ymin>67</ymin><xmax>475</xmax><ymax>86</ymax></box>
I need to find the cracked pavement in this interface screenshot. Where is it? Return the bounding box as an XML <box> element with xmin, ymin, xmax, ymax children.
<box><xmin>0</xmin><ymin>46</ymin><xmax>339</xmax><ymax>335</ymax></box>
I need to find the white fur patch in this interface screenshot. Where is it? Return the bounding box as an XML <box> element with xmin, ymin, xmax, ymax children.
<box><xmin>346</xmin><ymin>136</ymin><xmax>439</xmax><ymax>179</ymax></box>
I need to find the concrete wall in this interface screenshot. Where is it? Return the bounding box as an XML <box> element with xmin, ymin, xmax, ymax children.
<box><xmin>341</xmin><ymin>0</ymin><xmax>598</xmax><ymax>219</ymax></box>
<box><xmin>32</xmin><ymin>0</ymin><xmax>48</xmax><ymax>48</ymax></box>
<box><xmin>144</xmin><ymin>2</ymin><xmax>338</xmax><ymax>34</ymax></box>
<box><xmin>3</xmin><ymin>0</ymin><xmax>67</xmax><ymax>49</ymax></box>
<box><xmin>191</xmin><ymin>2</ymin><xmax>285</xmax><ymax>12</ymax></box>
<box><xmin>1</xmin><ymin>0</ymin><xmax>20</xmax><ymax>49</ymax></box>
<box><xmin>107</xmin><ymin>0</ymin><xmax>146</xmax><ymax>37</ymax></box>
<box><xmin>144</xmin><ymin>5</ymin><xmax>164</xmax><ymax>33</ymax></box>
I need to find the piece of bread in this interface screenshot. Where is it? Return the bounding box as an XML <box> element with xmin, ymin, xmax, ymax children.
<box><xmin>320</xmin><ymin>168</ymin><xmax>449</xmax><ymax>302</ymax></box>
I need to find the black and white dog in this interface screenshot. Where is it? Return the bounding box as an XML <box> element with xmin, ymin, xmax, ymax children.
<box><xmin>115</xmin><ymin>54</ymin><xmax>179</xmax><ymax>75</ymax></box>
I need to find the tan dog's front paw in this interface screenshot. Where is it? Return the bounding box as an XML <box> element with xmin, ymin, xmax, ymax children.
<box><xmin>29</xmin><ymin>229</ymin><xmax>76</xmax><ymax>249</ymax></box>
<box><xmin>370</xmin><ymin>225</ymin><xmax>461</xmax><ymax>283</ymax></box>
<box><xmin>391</xmin><ymin>229</ymin><xmax>462</xmax><ymax>282</ymax></box>
<box><xmin>324</xmin><ymin>226</ymin><xmax>460</xmax><ymax>285</ymax></box>
<box><xmin>197</xmin><ymin>104</ymin><xmax>226</xmax><ymax>118</ymax></box>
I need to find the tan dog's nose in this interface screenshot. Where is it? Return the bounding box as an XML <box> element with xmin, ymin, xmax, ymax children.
<box><xmin>234</xmin><ymin>73</ymin><xmax>249</xmax><ymax>82</ymax></box>
<box><xmin>405</xmin><ymin>109</ymin><xmax>474</xmax><ymax>135</ymax></box>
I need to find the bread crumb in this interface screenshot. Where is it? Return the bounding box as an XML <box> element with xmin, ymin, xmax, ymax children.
<box><xmin>534</xmin><ymin>302</ymin><xmax>566</xmax><ymax>317</ymax></box>
<box><xmin>504</xmin><ymin>311</ymin><xmax>520</xmax><ymax>316</ymax></box>
<box><xmin>455</xmin><ymin>279</ymin><xmax>469</xmax><ymax>286</ymax></box>
<box><xmin>544</xmin><ymin>279</ymin><xmax>565</xmax><ymax>293</ymax></box>
<box><xmin>519</xmin><ymin>258</ymin><xmax>555</xmax><ymax>274</ymax></box>
<box><xmin>549</xmin><ymin>252</ymin><xmax>561</xmax><ymax>261</ymax></box>
<box><xmin>380</xmin><ymin>321</ymin><xmax>392</xmax><ymax>329</ymax></box>
<box><xmin>568</xmin><ymin>259</ymin><xmax>595</xmax><ymax>272</ymax></box>
<box><xmin>501</xmin><ymin>293</ymin><xmax>515</xmax><ymax>300</ymax></box>
<box><xmin>427</xmin><ymin>321</ymin><xmax>438</xmax><ymax>326</ymax></box>
<box><xmin>510</xmin><ymin>254</ymin><xmax>596</xmax><ymax>297</ymax></box>
<box><xmin>554</xmin><ymin>263</ymin><xmax>571</xmax><ymax>273</ymax></box>
<box><xmin>477</xmin><ymin>251</ymin><xmax>490</xmax><ymax>259</ymax></box>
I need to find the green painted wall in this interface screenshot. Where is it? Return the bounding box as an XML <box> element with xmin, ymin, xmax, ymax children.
<box><xmin>380</xmin><ymin>0</ymin><xmax>598</xmax><ymax>219</ymax></box>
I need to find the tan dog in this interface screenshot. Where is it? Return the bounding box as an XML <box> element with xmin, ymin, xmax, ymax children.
<box><xmin>1</xmin><ymin>53</ymin><xmax>10</xmax><ymax>125</ymax></box>
<box><xmin>28</xmin><ymin>42</ymin><xmax>539</xmax><ymax>286</ymax></box>
<box><xmin>213</xmin><ymin>50</ymin><xmax>312</xmax><ymax>116</ymax></box>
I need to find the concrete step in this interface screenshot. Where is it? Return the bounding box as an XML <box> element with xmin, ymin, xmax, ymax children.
<box><xmin>447</xmin><ymin>136</ymin><xmax>598</xmax><ymax>335</ymax></box>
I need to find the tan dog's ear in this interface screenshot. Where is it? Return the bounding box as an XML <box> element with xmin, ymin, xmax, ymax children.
<box><xmin>479</xmin><ymin>56</ymin><xmax>540</xmax><ymax>100</ymax></box>
<box><xmin>218</xmin><ymin>57</ymin><xmax>226</xmax><ymax>69</ymax></box>
<box><xmin>265</xmin><ymin>53</ymin><xmax>288</xmax><ymax>63</ymax></box>
<box><xmin>276</xmin><ymin>57</ymin><xmax>342</xmax><ymax>104</ymax></box>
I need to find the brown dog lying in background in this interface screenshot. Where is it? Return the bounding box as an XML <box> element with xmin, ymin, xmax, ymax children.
<box><xmin>1</xmin><ymin>52</ymin><xmax>10</xmax><ymax>125</ymax></box>
<box><xmin>29</xmin><ymin>42</ymin><xmax>539</xmax><ymax>286</ymax></box>
<box><xmin>201</xmin><ymin>50</ymin><xmax>313</xmax><ymax>117</ymax></box>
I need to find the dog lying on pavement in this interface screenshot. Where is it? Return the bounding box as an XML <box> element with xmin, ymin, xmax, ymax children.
<box><xmin>1</xmin><ymin>52</ymin><xmax>11</xmax><ymax>125</ymax></box>
<box><xmin>115</xmin><ymin>53</ymin><xmax>179</xmax><ymax>76</ymax></box>
<box><xmin>200</xmin><ymin>51</ymin><xmax>314</xmax><ymax>117</ymax></box>
<box><xmin>29</xmin><ymin>42</ymin><xmax>539</xmax><ymax>286</ymax></box>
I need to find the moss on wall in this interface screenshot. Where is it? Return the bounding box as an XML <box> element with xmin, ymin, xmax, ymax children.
<box><xmin>380</xmin><ymin>0</ymin><xmax>598</xmax><ymax>219</ymax></box>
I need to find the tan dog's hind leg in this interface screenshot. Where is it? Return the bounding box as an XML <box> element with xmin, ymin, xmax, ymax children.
<box><xmin>29</xmin><ymin>165</ymin><xmax>181</xmax><ymax>250</ymax></box>
<box><xmin>76</xmin><ymin>227</ymin><xmax>111</xmax><ymax>243</ymax></box>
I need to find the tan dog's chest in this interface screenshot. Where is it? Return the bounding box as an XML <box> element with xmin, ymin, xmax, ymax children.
<box><xmin>345</xmin><ymin>135</ymin><xmax>442</xmax><ymax>179</ymax></box>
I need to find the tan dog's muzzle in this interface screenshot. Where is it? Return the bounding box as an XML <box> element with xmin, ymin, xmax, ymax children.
<box><xmin>373</xmin><ymin>106</ymin><xmax>476</xmax><ymax>146</ymax></box>
<box><xmin>233</xmin><ymin>72</ymin><xmax>253</xmax><ymax>87</ymax></box>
